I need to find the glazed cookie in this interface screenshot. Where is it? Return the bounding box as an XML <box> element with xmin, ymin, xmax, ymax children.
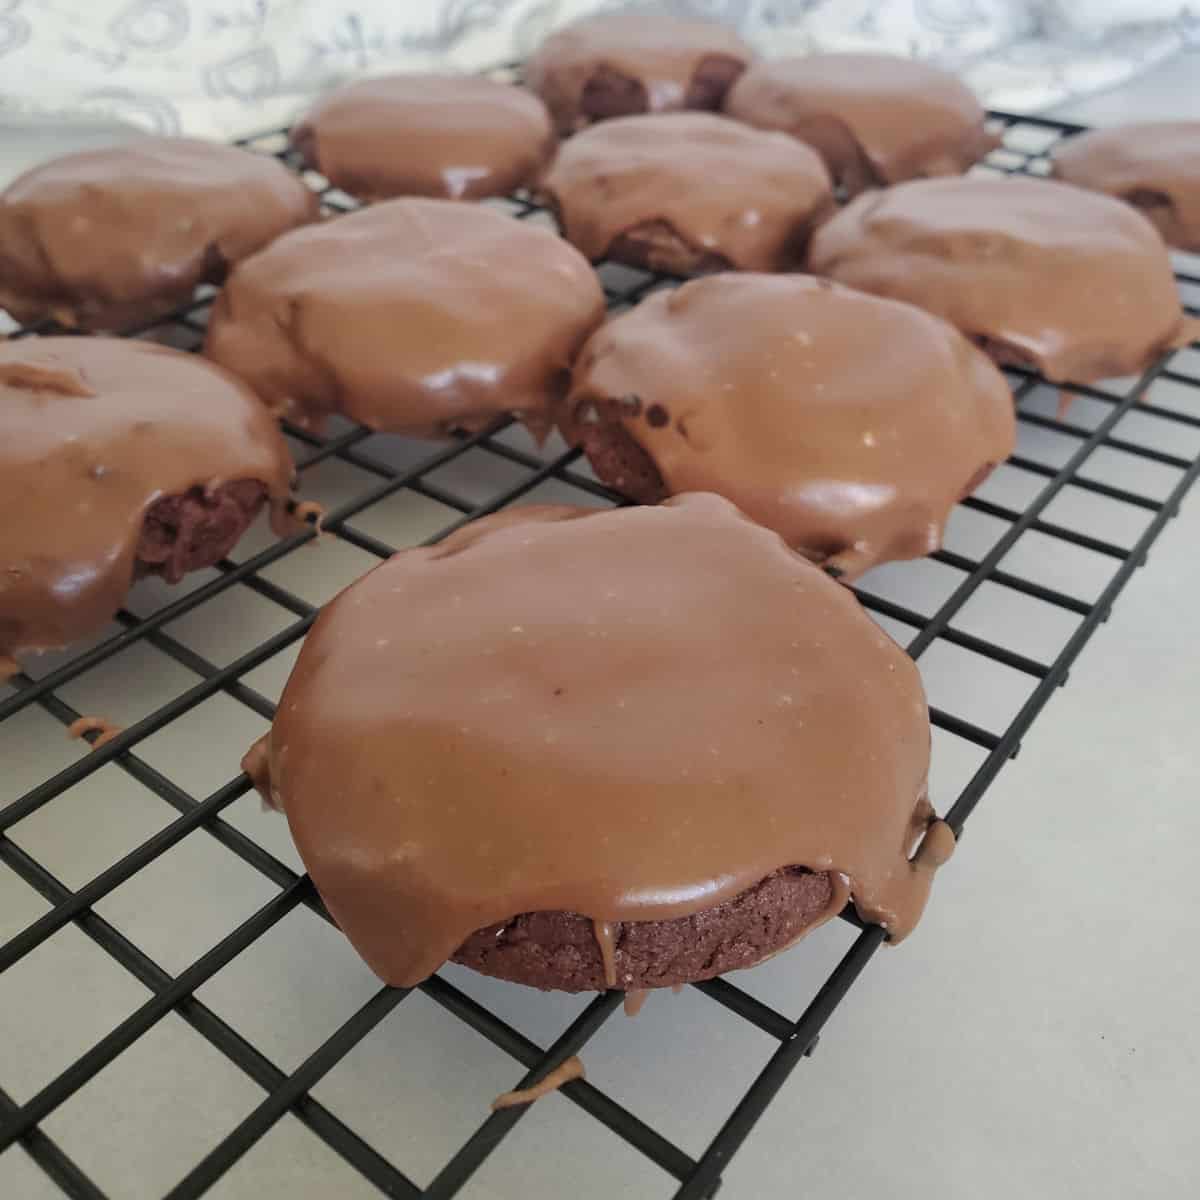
<box><xmin>291</xmin><ymin>74</ymin><xmax>555</xmax><ymax>201</ymax></box>
<box><xmin>808</xmin><ymin>175</ymin><xmax>1197</xmax><ymax>383</ymax></box>
<box><xmin>245</xmin><ymin>495</ymin><xmax>952</xmax><ymax>992</ymax></box>
<box><xmin>540</xmin><ymin>112</ymin><xmax>833</xmax><ymax>274</ymax></box>
<box><xmin>1</xmin><ymin>338</ymin><xmax>295</xmax><ymax>665</ymax></box>
<box><xmin>526</xmin><ymin>13</ymin><xmax>754</xmax><ymax>135</ymax></box>
<box><xmin>725</xmin><ymin>54</ymin><xmax>999</xmax><ymax>196</ymax></box>
<box><xmin>0</xmin><ymin>138</ymin><xmax>317</xmax><ymax>330</ymax></box>
<box><xmin>205</xmin><ymin>198</ymin><xmax>606</xmax><ymax>436</ymax></box>
<box><xmin>561</xmin><ymin>274</ymin><xmax>1014</xmax><ymax>580</ymax></box>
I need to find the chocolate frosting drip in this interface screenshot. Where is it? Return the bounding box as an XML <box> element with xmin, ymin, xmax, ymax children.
<box><xmin>808</xmin><ymin>176</ymin><xmax>1193</xmax><ymax>384</ymax></box>
<box><xmin>561</xmin><ymin>274</ymin><xmax>1015</xmax><ymax>580</ymax></box>
<box><xmin>205</xmin><ymin>198</ymin><xmax>606</xmax><ymax>435</ymax></box>
<box><xmin>454</xmin><ymin>866</ymin><xmax>840</xmax><ymax>992</ymax></box>
<box><xmin>0</xmin><ymin>138</ymin><xmax>318</xmax><ymax>331</ymax></box>
<box><xmin>0</xmin><ymin>338</ymin><xmax>295</xmax><ymax>659</ymax></box>
<box><xmin>248</xmin><ymin>495</ymin><xmax>952</xmax><ymax>989</ymax></box>
<box><xmin>724</xmin><ymin>54</ymin><xmax>999</xmax><ymax>194</ymax></box>
<box><xmin>525</xmin><ymin>14</ymin><xmax>754</xmax><ymax>135</ymax></box>
<box><xmin>291</xmin><ymin>74</ymin><xmax>556</xmax><ymax>202</ymax></box>
<box><xmin>540</xmin><ymin>112</ymin><xmax>833</xmax><ymax>272</ymax></box>
<box><xmin>1051</xmin><ymin>122</ymin><xmax>1200</xmax><ymax>253</ymax></box>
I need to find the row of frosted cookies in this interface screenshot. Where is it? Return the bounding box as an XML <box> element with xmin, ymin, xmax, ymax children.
<box><xmin>2</xmin><ymin>11</ymin><xmax>1197</xmax><ymax>1001</ymax></box>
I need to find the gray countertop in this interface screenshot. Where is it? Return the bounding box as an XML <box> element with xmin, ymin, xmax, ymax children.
<box><xmin>2</xmin><ymin>60</ymin><xmax>1199</xmax><ymax>1200</ymax></box>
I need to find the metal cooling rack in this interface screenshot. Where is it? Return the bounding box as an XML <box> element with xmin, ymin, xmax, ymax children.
<box><xmin>2</xmin><ymin>110</ymin><xmax>1200</xmax><ymax>1200</ymax></box>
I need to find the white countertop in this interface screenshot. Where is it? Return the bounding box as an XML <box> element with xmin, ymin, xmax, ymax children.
<box><xmin>2</xmin><ymin>60</ymin><xmax>1199</xmax><ymax>1200</ymax></box>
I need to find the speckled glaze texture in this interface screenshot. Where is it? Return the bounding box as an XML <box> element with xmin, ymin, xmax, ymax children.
<box><xmin>561</xmin><ymin>274</ymin><xmax>1015</xmax><ymax>580</ymax></box>
<box><xmin>291</xmin><ymin>74</ymin><xmax>556</xmax><ymax>202</ymax></box>
<box><xmin>540</xmin><ymin>111</ymin><xmax>833</xmax><ymax>273</ymax></box>
<box><xmin>0</xmin><ymin>138</ymin><xmax>318</xmax><ymax>330</ymax></box>
<box><xmin>1051</xmin><ymin>122</ymin><xmax>1200</xmax><ymax>252</ymax></box>
<box><xmin>525</xmin><ymin>13</ymin><xmax>754</xmax><ymax>135</ymax></box>
<box><xmin>808</xmin><ymin>175</ymin><xmax>1197</xmax><ymax>383</ymax></box>
<box><xmin>0</xmin><ymin>338</ymin><xmax>295</xmax><ymax>662</ymax></box>
<box><xmin>205</xmin><ymin>198</ymin><xmax>606</xmax><ymax>436</ymax></box>
<box><xmin>725</xmin><ymin>54</ymin><xmax>999</xmax><ymax>195</ymax></box>
<box><xmin>246</xmin><ymin>496</ymin><xmax>953</xmax><ymax>990</ymax></box>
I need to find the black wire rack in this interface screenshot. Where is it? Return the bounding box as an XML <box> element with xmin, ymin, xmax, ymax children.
<box><xmin>2</xmin><ymin>109</ymin><xmax>1199</xmax><ymax>1200</ymax></box>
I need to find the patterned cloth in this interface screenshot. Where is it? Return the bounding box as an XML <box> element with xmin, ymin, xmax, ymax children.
<box><xmin>0</xmin><ymin>1</ymin><xmax>1197</xmax><ymax>139</ymax></box>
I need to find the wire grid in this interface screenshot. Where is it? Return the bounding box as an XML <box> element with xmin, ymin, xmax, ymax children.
<box><xmin>1</xmin><ymin>110</ymin><xmax>1199</xmax><ymax>1200</ymax></box>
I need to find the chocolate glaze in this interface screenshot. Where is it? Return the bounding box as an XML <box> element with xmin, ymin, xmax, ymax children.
<box><xmin>724</xmin><ymin>54</ymin><xmax>999</xmax><ymax>195</ymax></box>
<box><xmin>491</xmin><ymin>1057</ymin><xmax>585</xmax><ymax>1110</ymax></box>
<box><xmin>0</xmin><ymin>138</ymin><xmax>318</xmax><ymax>331</ymax></box>
<box><xmin>540</xmin><ymin>112</ymin><xmax>833</xmax><ymax>274</ymax></box>
<box><xmin>246</xmin><ymin>495</ymin><xmax>951</xmax><ymax>990</ymax></box>
<box><xmin>0</xmin><ymin>338</ymin><xmax>294</xmax><ymax>661</ymax></box>
<box><xmin>291</xmin><ymin>74</ymin><xmax>556</xmax><ymax>202</ymax></box>
<box><xmin>205</xmin><ymin>198</ymin><xmax>606</xmax><ymax>436</ymax></box>
<box><xmin>624</xmin><ymin>990</ymin><xmax>648</xmax><ymax>1017</ymax></box>
<box><xmin>594</xmin><ymin>920</ymin><xmax>618</xmax><ymax>989</ymax></box>
<box><xmin>67</xmin><ymin>716</ymin><xmax>123</xmax><ymax>750</ymax></box>
<box><xmin>525</xmin><ymin>14</ymin><xmax>754</xmax><ymax>135</ymax></box>
<box><xmin>808</xmin><ymin>176</ymin><xmax>1195</xmax><ymax>384</ymax></box>
<box><xmin>1051</xmin><ymin>122</ymin><xmax>1200</xmax><ymax>253</ymax></box>
<box><xmin>561</xmin><ymin>274</ymin><xmax>1015</xmax><ymax>580</ymax></box>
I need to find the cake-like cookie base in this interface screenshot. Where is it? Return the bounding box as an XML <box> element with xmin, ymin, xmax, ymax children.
<box><xmin>453</xmin><ymin>867</ymin><xmax>836</xmax><ymax>992</ymax></box>
<box><xmin>577</xmin><ymin>54</ymin><xmax>745</xmax><ymax>126</ymax></box>
<box><xmin>137</xmin><ymin>481</ymin><xmax>268</xmax><ymax>584</ymax></box>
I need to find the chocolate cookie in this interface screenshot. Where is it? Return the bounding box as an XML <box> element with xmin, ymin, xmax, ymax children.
<box><xmin>1051</xmin><ymin>122</ymin><xmax>1200</xmax><ymax>252</ymax></box>
<box><xmin>0</xmin><ymin>339</ymin><xmax>295</xmax><ymax>663</ymax></box>
<box><xmin>560</xmin><ymin>274</ymin><xmax>1014</xmax><ymax>580</ymax></box>
<box><xmin>525</xmin><ymin>13</ymin><xmax>754</xmax><ymax>135</ymax></box>
<box><xmin>0</xmin><ymin>138</ymin><xmax>318</xmax><ymax>331</ymax></box>
<box><xmin>808</xmin><ymin>176</ymin><xmax>1196</xmax><ymax>383</ymax></box>
<box><xmin>245</xmin><ymin>496</ymin><xmax>952</xmax><ymax>992</ymax></box>
<box><xmin>204</xmin><ymin>198</ymin><xmax>605</xmax><ymax>436</ymax></box>
<box><xmin>540</xmin><ymin>112</ymin><xmax>833</xmax><ymax>275</ymax></box>
<box><xmin>455</xmin><ymin>868</ymin><xmax>838</xmax><ymax>993</ymax></box>
<box><xmin>724</xmin><ymin>53</ymin><xmax>999</xmax><ymax>196</ymax></box>
<box><xmin>291</xmin><ymin>74</ymin><xmax>555</xmax><ymax>202</ymax></box>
